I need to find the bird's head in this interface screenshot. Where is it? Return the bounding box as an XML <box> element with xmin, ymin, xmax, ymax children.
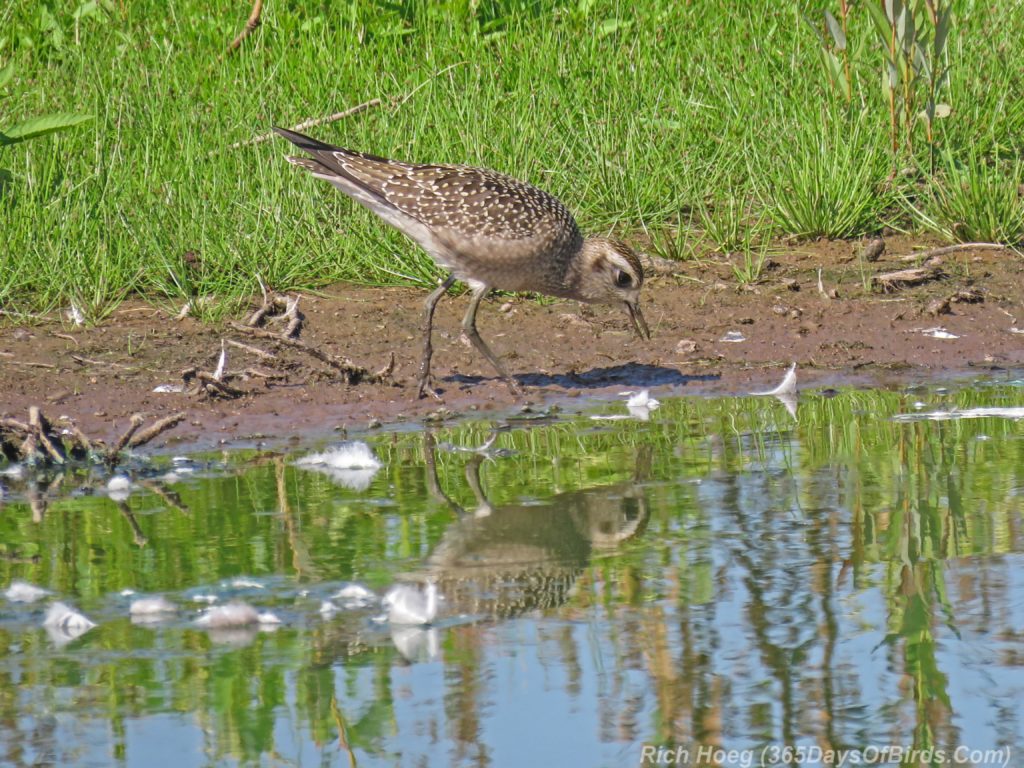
<box><xmin>574</xmin><ymin>237</ymin><xmax>650</xmax><ymax>339</ymax></box>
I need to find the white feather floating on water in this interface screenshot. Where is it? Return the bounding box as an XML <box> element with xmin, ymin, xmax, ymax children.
<box><xmin>751</xmin><ymin>363</ymin><xmax>798</xmax><ymax>397</ymax></box>
<box><xmin>333</xmin><ymin>582</ymin><xmax>377</xmax><ymax>609</ymax></box>
<box><xmin>43</xmin><ymin>602</ymin><xmax>96</xmax><ymax>644</ymax></box>
<box><xmin>107</xmin><ymin>475</ymin><xmax>133</xmax><ymax>502</ymax></box>
<box><xmin>295</xmin><ymin>442</ymin><xmax>383</xmax><ymax>491</ymax></box>
<box><xmin>129</xmin><ymin>596</ymin><xmax>177</xmax><ymax>616</ymax></box>
<box><xmin>296</xmin><ymin>442</ymin><xmax>382</xmax><ymax>470</ymax></box>
<box><xmin>4</xmin><ymin>581</ymin><xmax>51</xmax><ymax>606</ymax></box>
<box><xmin>383</xmin><ymin>582</ymin><xmax>439</xmax><ymax>626</ymax></box>
<box><xmin>4</xmin><ymin>581</ymin><xmax>51</xmax><ymax>603</ymax></box>
<box><xmin>623</xmin><ymin>390</ymin><xmax>660</xmax><ymax>409</ymax></box>
<box><xmin>195</xmin><ymin>602</ymin><xmax>280</xmax><ymax>628</ymax></box>
<box><xmin>591</xmin><ymin>390</ymin><xmax>661</xmax><ymax>422</ymax></box>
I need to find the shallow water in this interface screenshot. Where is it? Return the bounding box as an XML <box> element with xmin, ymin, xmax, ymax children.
<box><xmin>2</xmin><ymin>378</ymin><xmax>1023</xmax><ymax>767</ymax></box>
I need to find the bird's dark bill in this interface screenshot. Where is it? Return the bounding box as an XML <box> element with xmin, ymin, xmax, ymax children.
<box><xmin>626</xmin><ymin>302</ymin><xmax>650</xmax><ymax>339</ymax></box>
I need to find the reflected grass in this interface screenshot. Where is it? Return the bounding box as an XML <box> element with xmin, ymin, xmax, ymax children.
<box><xmin>2</xmin><ymin>380</ymin><xmax>1024</xmax><ymax>765</ymax></box>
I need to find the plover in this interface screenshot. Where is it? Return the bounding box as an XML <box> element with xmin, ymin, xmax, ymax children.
<box><xmin>274</xmin><ymin>127</ymin><xmax>650</xmax><ymax>397</ymax></box>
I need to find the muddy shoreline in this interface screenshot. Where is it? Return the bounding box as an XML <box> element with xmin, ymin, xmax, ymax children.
<box><xmin>3</xmin><ymin>237</ymin><xmax>1023</xmax><ymax>450</ymax></box>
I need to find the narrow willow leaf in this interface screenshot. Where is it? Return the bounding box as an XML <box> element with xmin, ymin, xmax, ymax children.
<box><xmin>824</xmin><ymin>10</ymin><xmax>847</xmax><ymax>51</ymax></box>
<box><xmin>827</xmin><ymin>50</ymin><xmax>843</xmax><ymax>83</ymax></box>
<box><xmin>935</xmin><ymin>8</ymin><xmax>951</xmax><ymax>56</ymax></box>
<box><xmin>866</xmin><ymin>2</ymin><xmax>891</xmax><ymax>38</ymax></box>
<box><xmin>913</xmin><ymin>44</ymin><xmax>928</xmax><ymax>76</ymax></box>
<box><xmin>2</xmin><ymin>113</ymin><xmax>93</xmax><ymax>143</ymax></box>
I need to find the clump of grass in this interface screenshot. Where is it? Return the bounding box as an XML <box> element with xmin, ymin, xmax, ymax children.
<box><xmin>909</xmin><ymin>152</ymin><xmax>1024</xmax><ymax>244</ymax></box>
<box><xmin>730</xmin><ymin>243</ymin><xmax>772</xmax><ymax>287</ymax></box>
<box><xmin>756</xmin><ymin>118</ymin><xmax>895</xmax><ymax>239</ymax></box>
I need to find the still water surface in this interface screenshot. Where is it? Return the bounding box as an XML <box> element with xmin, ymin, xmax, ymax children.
<box><xmin>1</xmin><ymin>379</ymin><xmax>1023</xmax><ymax>767</ymax></box>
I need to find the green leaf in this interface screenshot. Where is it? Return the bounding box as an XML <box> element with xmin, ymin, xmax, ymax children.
<box><xmin>934</xmin><ymin>7</ymin><xmax>951</xmax><ymax>57</ymax></box>
<box><xmin>898</xmin><ymin>4</ymin><xmax>915</xmax><ymax>52</ymax></box>
<box><xmin>865</xmin><ymin>2</ymin><xmax>892</xmax><ymax>40</ymax></box>
<box><xmin>0</xmin><ymin>61</ymin><xmax>13</xmax><ymax>90</ymax></box>
<box><xmin>824</xmin><ymin>10</ymin><xmax>846</xmax><ymax>51</ymax></box>
<box><xmin>73</xmin><ymin>1</ymin><xmax>99</xmax><ymax>21</ymax></box>
<box><xmin>597</xmin><ymin>18</ymin><xmax>632</xmax><ymax>39</ymax></box>
<box><xmin>826</xmin><ymin>50</ymin><xmax>843</xmax><ymax>84</ymax></box>
<box><xmin>0</xmin><ymin>113</ymin><xmax>93</xmax><ymax>145</ymax></box>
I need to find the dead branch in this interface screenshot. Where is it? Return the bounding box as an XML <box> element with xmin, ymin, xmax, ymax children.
<box><xmin>872</xmin><ymin>263</ymin><xmax>944</xmax><ymax>291</ymax></box>
<box><xmin>897</xmin><ymin>242</ymin><xmax>1010</xmax><ymax>262</ymax></box>
<box><xmin>229</xmin><ymin>322</ymin><xmax>385</xmax><ymax>384</ymax></box>
<box><xmin>224</xmin><ymin>98</ymin><xmax>383</xmax><ymax>151</ymax></box>
<box><xmin>70</xmin><ymin>354</ymin><xmax>135</xmax><ymax>370</ymax></box>
<box><xmin>30</xmin><ymin>407</ymin><xmax>66</xmax><ymax>465</ymax></box>
<box><xmin>246</xmin><ymin>293</ymin><xmax>304</xmax><ymax>338</ymax></box>
<box><xmin>242</xmin><ymin>367</ymin><xmax>288</xmax><ymax>381</ymax></box>
<box><xmin>226</xmin><ymin>338</ymin><xmax>277</xmax><ymax>359</ymax></box>
<box><xmin>107</xmin><ymin>413</ymin><xmax>146</xmax><ymax>464</ymax></box>
<box><xmin>127</xmin><ymin>412</ymin><xmax>187</xmax><ymax>449</ymax></box>
<box><xmin>639</xmin><ymin>251</ymin><xmax>688</xmax><ymax>277</ymax></box>
<box><xmin>182</xmin><ymin>367</ymin><xmax>247</xmax><ymax>399</ymax></box>
<box><xmin>225</xmin><ymin>0</ymin><xmax>263</xmax><ymax>56</ymax></box>
<box><xmin>0</xmin><ymin>417</ymin><xmax>31</xmax><ymax>437</ymax></box>
<box><xmin>2</xmin><ymin>408</ymin><xmax>184</xmax><ymax>468</ymax></box>
<box><xmin>57</xmin><ymin>419</ymin><xmax>95</xmax><ymax>459</ymax></box>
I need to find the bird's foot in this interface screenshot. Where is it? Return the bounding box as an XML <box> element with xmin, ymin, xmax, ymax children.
<box><xmin>417</xmin><ymin>374</ymin><xmax>444</xmax><ymax>401</ymax></box>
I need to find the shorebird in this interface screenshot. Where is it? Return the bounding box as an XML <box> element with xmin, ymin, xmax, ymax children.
<box><xmin>274</xmin><ymin>127</ymin><xmax>650</xmax><ymax>397</ymax></box>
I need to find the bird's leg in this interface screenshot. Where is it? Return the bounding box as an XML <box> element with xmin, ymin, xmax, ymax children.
<box><xmin>418</xmin><ymin>274</ymin><xmax>457</xmax><ymax>399</ymax></box>
<box><xmin>461</xmin><ymin>283</ymin><xmax>523</xmax><ymax>396</ymax></box>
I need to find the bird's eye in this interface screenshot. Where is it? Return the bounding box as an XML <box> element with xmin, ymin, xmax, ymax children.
<box><xmin>614</xmin><ymin>269</ymin><xmax>633</xmax><ymax>288</ymax></box>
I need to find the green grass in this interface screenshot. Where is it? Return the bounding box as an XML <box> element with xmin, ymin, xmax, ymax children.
<box><xmin>909</xmin><ymin>150</ymin><xmax>1024</xmax><ymax>243</ymax></box>
<box><xmin>1</xmin><ymin>1</ymin><xmax>1023</xmax><ymax>317</ymax></box>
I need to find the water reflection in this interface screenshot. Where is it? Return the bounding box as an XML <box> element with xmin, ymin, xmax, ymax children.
<box><xmin>0</xmin><ymin>383</ymin><xmax>1022</xmax><ymax>767</ymax></box>
<box><xmin>416</xmin><ymin>431</ymin><xmax>650</xmax><ymax>620</ymax></box>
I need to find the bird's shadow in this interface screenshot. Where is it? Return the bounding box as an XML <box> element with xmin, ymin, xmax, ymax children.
<box><xmin>447</xmin><ymin>363</ymin><xmax>718</xmax><ymax>391</ymax></box>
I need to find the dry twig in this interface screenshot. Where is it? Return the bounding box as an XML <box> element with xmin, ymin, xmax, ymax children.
<box><xmin>896</xmin><ymin>242</ymin><xmax>1010</xmax><ymax>262</ymax></box>
<box><xmin>223</xmin><ymin>98</ymin><xmax>383</xmax><ymax>152</ymax></box>
<box><xmin>872</xmin><ymin>263</ymin><xmax>944</xmax><ymax>291</ymax></box>
<box><xmin>127</xmin><ymin>412</ymin><xmax>187</xmax><ymax>449</ymax></box>
<box><xmin>224</xmin><ymin>0</ymin><xmax>263</xmax><ymax>56</ymax></box>
<box><xmin>107</xmin><ymin>414</ymin><xmax>146</xmax><ymax>464</ymax></box>
<box><xmin>229</xmin><ymin>322</ymin><xmax>385</xmax><ymax>384</ymax></box>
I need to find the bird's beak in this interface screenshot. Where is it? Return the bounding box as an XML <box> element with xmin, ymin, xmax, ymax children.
<box><xmin>625</xmin><ymin>301</ymin><xmax>650</xmax><ymax>340</ymax></box>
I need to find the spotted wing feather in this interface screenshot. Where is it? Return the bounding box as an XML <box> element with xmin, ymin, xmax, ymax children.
<box><xmin>274</xmin><ymin>127</ymin><xmax>582</xmax><ymax>287</ymax></box>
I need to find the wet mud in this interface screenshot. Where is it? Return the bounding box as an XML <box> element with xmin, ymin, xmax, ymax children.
<box><xmin>3</xmin><ymin>237</ymin><xmax>1023</xmax><ymax>447</ymax></box>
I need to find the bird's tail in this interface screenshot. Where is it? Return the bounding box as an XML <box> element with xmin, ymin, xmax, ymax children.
<box><xmin>272</xmin><ymin>126</ymin><xmax>335</xmax><ymax>153</ymax></box>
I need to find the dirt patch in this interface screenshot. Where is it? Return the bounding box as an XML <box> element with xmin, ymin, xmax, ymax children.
<box><xmin>2</xmin><ymin>236</ymin><xmax>1023</xmax><ymax>448</ymax></box>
